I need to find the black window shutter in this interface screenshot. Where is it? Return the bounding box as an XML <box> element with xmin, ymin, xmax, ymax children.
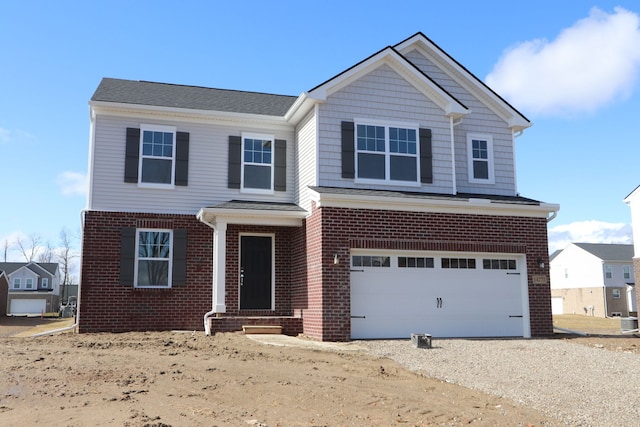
<box><xmin>125</xmin><ymin>128</ymin><xmax>140</xmax><ymax>183</ymax></box>
<box><xmin>274</xmin><ymin>139</ymin><xmax>286</xmax><ymax>191</ymax></box>
<box><xmin>175</xmin><ymin>132</ymin><xmax>189</xmax><ymax>186</ymax></box>
<box><xmin>172</xmin><ymin>229</ymin><xmax>187</xmax><ymax>286</ymax></box>
<box><xmin>419</xmin><ymin>128</ymin><xmax>433</xmax><ymax>184</ymax></box>
<box><xmin>341</xmin><ymin>121</ymin><xmax>355</xmax><ymax>179</ymax></box>
<box><xmin>228</xmin><ymin>136</ymin><xmax>242</xmax><ymax>189</ymax></box>
<box><xmin>120</xmin><ymin>228</ymin><xmax>136</xmax><ymax>286</ymax></box>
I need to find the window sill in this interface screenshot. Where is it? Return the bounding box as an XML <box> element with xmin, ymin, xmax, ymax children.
<box><xmin>136</xmin><ymin>183</ymin><xmax>176</xmax><ymax>190</ymax></box>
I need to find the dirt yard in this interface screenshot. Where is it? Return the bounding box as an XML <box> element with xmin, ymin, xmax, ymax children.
<box><xmin>0</xmin><ymin>315</ymin><xmax>636</xmax><ymax>426</ymax></box>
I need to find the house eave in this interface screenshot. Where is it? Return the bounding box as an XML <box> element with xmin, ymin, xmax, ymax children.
<box><xmin>309</xmin><ymin>189</ymin><xmax>559</xmax><ymax>219</ymax></box>
<box><xmin>196</xmin><ymin>207</ymin><xmax>307</xmax><ymax>227</ymax></box>
<box><xmin>89</xmin><ymin>101</ymin><xmax>289</xmax><ymax>126</ymax></box>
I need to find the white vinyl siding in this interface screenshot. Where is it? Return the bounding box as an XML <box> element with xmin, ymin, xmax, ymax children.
<box><xmin>89</xmin><ymin>115</ymin><xmax>296</xmax><ymax>214</ymax></box>
<box><xmin>295</xmin><ymin>110</ymin><xmax>318</xmax><ymax>211</ymax></box>
<box><xmin>317</xmin><ymin>65</ymin><xmax>453</xmax><ymax>193</ymax></box>
<box><xmin>404</xmin><ymin>50</ymin><xmax>517</xmax><ymax>196</ymax></box>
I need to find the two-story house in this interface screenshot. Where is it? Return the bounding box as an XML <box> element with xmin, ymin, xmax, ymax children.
<box><xmin>79</xmin><ymin>33</ymin><xmax>559</xmax><ymax>341</ymax></box>
<box><xmin>0</xmin><ymin>262</ymin><xmax>61</xmax><ymax>315</ymax></box>
<box><xmin>550</xmin><ymin>243</ymin><xmax>636</xmax><ymax>317</ymax></box>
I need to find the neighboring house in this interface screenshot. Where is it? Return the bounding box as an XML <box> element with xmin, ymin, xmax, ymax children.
<box><xmin>625</xmin><ymin>185</ymin><xmax>640</xmax><ymax>315</ymax></box>
<box><xmin>550</xmin><ymin>243</ymin><xmax>636</xmax><ymax>317</ymax></box>
<box><xmin>0</xmin><ymin>270</ymin><xmax>8</xmax><ymax>317</ymax></box>
<box><xmin>0</xmin><ymin>262</ymin><xmax>61</xmax><ymax>315</ymax></box>
<box><xmin>80</xmin><ymin>32</ymin><xmax>559</xmax><ymax>340</ymax></box>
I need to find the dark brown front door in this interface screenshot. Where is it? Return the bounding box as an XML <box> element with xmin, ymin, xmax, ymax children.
<box><xmin>240</xmin><ymin>235</ymin><xmax>272</xmax><ymax>310</ymax></box>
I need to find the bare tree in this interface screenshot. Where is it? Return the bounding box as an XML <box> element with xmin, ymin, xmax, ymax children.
<box><xmin>15</xmin><ymin>233</ymin><xmax>42</xmax><ymax>262</ymax></box>
<box><xmin>56</xmin><ymin>228</ymin><xmax>77</xmax><ymax>304</ymax></box>
<box><xmin>37</xmin><ymin>241</ymin><xmax>55</xmax><ymax>263</ymax></box>
<box><xmin>2</xmin><ymin>239</ymin><xmax>8</xmax><ymax>262</ymax></box>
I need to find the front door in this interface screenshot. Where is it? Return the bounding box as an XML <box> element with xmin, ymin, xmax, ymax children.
<box><xmin>240</xmin><ymin>235</ymin><xmax>273</xmax><ymax>310</ymax></box>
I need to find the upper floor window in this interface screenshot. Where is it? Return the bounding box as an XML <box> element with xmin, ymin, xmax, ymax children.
<box><xmin>355</xmin><ymin>122</ymin><xmax>419</xmax><ymax>184</ymax></box>
<box><xmin>139</xmin><ymin>125</ymin><xmax>176</xmax><ymax>186</ymax></box>
<box><xmin>467</xmin><ymin>134</ymin><xmax>494</xmax><ymax>184</ymax></box>
<box><xmin>25</xmin><ymin>278</ymin><xmax>34</xmax><ymax>289</ymax></box>
<box><xmin>242</xmin><ymin>133</ymin><xmax>274</xmax><ymax>191</ymax></box>
<box><xmin>605</xmin><ymin>265</ymin><xmax>613</xmax><ymax>279</ymax></box>
<box><xmin>12</xmin><ymin>278</ymin><xmax>21</xmax><ymax>289</ymax></box>
<box><xmin>42</xmin><ymin>278</ymin><xmax>49</xmax><ymax>288</ymax></box>
<box><xmin>623</xmin><ymin>266</ymin><xmax>631</xmax><ymax>280</ymax></box>
<box><xmin>135</xmin><ymin>229</ymin><xmax>173</xmax><ymax>288</ymax></box>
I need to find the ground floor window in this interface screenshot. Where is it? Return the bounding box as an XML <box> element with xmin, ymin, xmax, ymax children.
<box><xmin>135</xmin><ymin>229</ymin><xmax>172</xmax><ymax>288</ymax></box>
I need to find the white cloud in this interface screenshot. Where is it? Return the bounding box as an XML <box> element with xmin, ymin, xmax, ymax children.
<box><xmin>548</xmin><ymin>220</ymin><xmax>632</xmax><ymax>253</ymax></box>
<box><xmin>486</xmin><ymin>7</ymin><xmax>640</xmax><ymax>116</ymax></box>
<box><xmin>57</xmin><ymin>171</ymin><xmax>87</xmax><ymax>197</ymax></box>
<box><xmin>0</xmin><ymin>127</ymin><xmax>10</xmax><ymax>144</ymax></box>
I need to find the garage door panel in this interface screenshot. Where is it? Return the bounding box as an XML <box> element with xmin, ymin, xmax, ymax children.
<box><xmin>10</xmin><ymin>299</ymin><xmax>46</xmax><ymax>315</ymax></box>
<box><xmin>351</xmin><ymin>252</ymin><xmax>526</xmax><ymax>339</ymax></box>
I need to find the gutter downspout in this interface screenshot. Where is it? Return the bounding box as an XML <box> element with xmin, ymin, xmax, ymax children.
<box><xmin>450</xmin><ymin>116</ymin><xmax>462</xmax><ymax>195</ymax></box>
<box><xmin>48</xmin><ymin>208</ymin><xmax>89</xmax><ymax>337</ymax></box>
<box><xmin>198</xmin><ymin>217</ymin><xmax>217</xmax><ymax>336</ymax></box>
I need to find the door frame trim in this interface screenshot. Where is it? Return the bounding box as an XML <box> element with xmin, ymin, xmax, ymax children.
<box><xmin>238</xmin><ymin>232</ymin><xmax>276</xmax><ymax>310</ymax></box>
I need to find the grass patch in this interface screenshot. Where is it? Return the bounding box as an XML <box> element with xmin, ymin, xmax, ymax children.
<box><xmin>553</xmin><ymin>314</ymin><xmax>623</xmax><ymax>334</ymax></box>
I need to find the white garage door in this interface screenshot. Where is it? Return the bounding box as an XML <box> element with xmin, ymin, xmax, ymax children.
<box><xmin>350</xmin><ymin>251</ymin><xmax>527</xmax><ymax>339</ymax></box>
<box><xmin>10</xmin><ymin>299</ymin><xmax>46</xmax><ymax>315</ymax></box>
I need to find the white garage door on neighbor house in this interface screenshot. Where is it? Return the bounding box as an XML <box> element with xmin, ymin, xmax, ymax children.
<box><xmin>10</xmin><ymin>299</ymin><xmax>47</xmax><ymax>316</ymax></box>
<box><xmin>350</xmin><ymin>251</ymin><xmax>529</xmax><ymax>339</ymax></box>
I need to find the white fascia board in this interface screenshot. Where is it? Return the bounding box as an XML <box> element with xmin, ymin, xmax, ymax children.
<box><xmin>395</xmin><ymin>37</ymin><xmax>531</xmax><ymax>132</ymax></box>
<box><xmin>624</xmin><ymin>184</ymin><xmax>640</xmax><ymax>204</ymax></box>
<box><xmin>307</xmin><ymin>48</ymin><xmax>469</xmax><ymax>119</ymax></box>
<box><xmin>309</xmin><ymin>189</ymin><xmax>559</xmax><ymax>219</ymax></box>
<box><xmin>197</xmin><ymin>207</ymin><xmax>307</xmax><ymax>227</ymax></box>
<box><xmin>284</xmin><ymin>92</ymin><xmax>323</xmax><ymax>125</ymax></box>
<box><xmin>89</xmin><ymin>101</ymin><xmax>290</xmax><ymax>129</ymax></box>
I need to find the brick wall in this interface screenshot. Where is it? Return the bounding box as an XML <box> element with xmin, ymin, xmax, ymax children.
<box><xmin>78</xmin><ymin>211</ymin><xmax>214</xmax><ymax>332</ymax></box>
<box><xmin>298</xmin><ymin>204</ymin><xmax>553</xmax><ymax>341</ymax></box>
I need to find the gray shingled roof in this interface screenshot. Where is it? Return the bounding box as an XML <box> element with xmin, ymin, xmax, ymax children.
<box><xmin>0</xmin><ymin>262</ymin><xmax>58</xmax><ymax>275</ymax></box>
<box><xmin>91</xmin><ymin>78</ymin><xmax>298</xmax><ymax>116</ymax></box>
<box><xmin>309</xmin><ymin>186</ymin><xmax>543</xmax><ymax>205</ymax></box>
<box><xmin>573</xmin><ymin>243</ymin><xmax>634</xmax><ymax>261</ymax></box>
<box><xmin>209</xmin><ymin>200</ymin><xmax>306</xmax><ymax>212</ymax></box>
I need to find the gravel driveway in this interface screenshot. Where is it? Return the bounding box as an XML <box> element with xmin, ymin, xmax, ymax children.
<box><xmin>361</xmin><ymin>338</ymin><xmax>640</xmax><ymax>426</ymax></box>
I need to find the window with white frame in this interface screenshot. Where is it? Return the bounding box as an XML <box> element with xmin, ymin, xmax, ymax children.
<box><xmin>139</xmin><ymin>125</ymin><xmax>176</xmax><ymax>185</ymax></box>
<box><xmin>356</xmin><ymin>122</ymin><xmax>419</xmax><ymax>183</ymax></box>
<box><xmin>25</xmin><ymin>278</ymin><xmax>34</xmax><ymax>289</ymax></box>
<box><xmin>42</xmin><ymin>278</ymin><xmax>49</xmax><ymax>288</ymax></box>
<box><xmin>467</xmin><ymin>134</ymin><xmax>494</xmax><ymax>183</ymax></box>
<box><xmin>242</xmin><ymin>133</ymin><xmax>274</xmax><ymax>191</ymax></box>
<box><xmin>135</xmin><ymin>229</ymin><xmax>173</xmax><ymax>288</ymax></box>
<box><xmin>12</xmin><ymin>278</ymin><xmax>21</xmax><ymax>289</ymax></box>
<box><xmin>623</xmin><ymin>265</ymin><xmax>631</xmax><ymax>280</ymax></box>
<box><xmin>612</xmin><ymin>289</ymin><xmax>621</xmax><ymax>299</ymax></box>
<box><xmin>605</xmin><ymin>265</ymin><xmax>613</xmax><ymax>279</ymax></box>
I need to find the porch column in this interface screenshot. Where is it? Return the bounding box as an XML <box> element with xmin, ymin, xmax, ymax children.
<box><xmin>213</xmin><ymin>221</ymin><xmax>227</xmax><ymax>313</ymax></box>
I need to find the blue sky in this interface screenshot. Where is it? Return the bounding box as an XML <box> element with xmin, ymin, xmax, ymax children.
<box><xmin>2</xmin><ymin>1</ymin><xmax>640</xmax><ymax>265</ymax></box>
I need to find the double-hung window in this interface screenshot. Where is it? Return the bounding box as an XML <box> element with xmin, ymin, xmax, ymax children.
<box><xmin>135</xmin><ymin>229</ymin><xmax>173</xmax><ymax>288</ymax></box>
<box><xmin>355</xmin><ymin>122</ymin><xmax>419</xmax><ymax>184</ymax></box>
<box><xmin>467</xmin><ymin>134</ymin><xmax>494</xmax><ymax>184</ymax></box>
<box><xmin>605</xmin><ymin>265</ymin><xmax>613</xmax><ymax>279</ymax></box>
<box><xmin>139</xmin><ymin>125</ymin><xmax>176</xmax><ymax>186</ymax></box>
<box><xmin>242</xmin><ymin>133</ymin><xmax>274</xmax><ymax>191</ymax></box>
<box><xmin>12</xmin><ymin>278</ymin><xmax>21</xmax><ymax>289</ymax></box>
<box><xmin>623</xmin><ymin>266</ymin><xmax>631</xmax><ymax>280</ymax></box>
<box><xmin>25</xmin><ymin>278</ymin><xmax>34</xmax><ymax>289</ymax></box>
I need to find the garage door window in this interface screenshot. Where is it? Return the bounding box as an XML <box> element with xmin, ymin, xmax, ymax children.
<box><xmin>482</xmin><ymin>259</ymin><xmax>517</xmax><ymax>270</ymax></box>
<box><xmin>352</xmin><ymin>255</ymin><xmax>390</xmax><ymax>267</ymax></box>
<box><xmin>398</xmin><ymin>257</ymin><xmax>434</xmax><ymax>268</ymax></box>
<box><xmin>441</xmin><ymin>258</ymin><xmax>476</xmax><ymax>269</ymax></box>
